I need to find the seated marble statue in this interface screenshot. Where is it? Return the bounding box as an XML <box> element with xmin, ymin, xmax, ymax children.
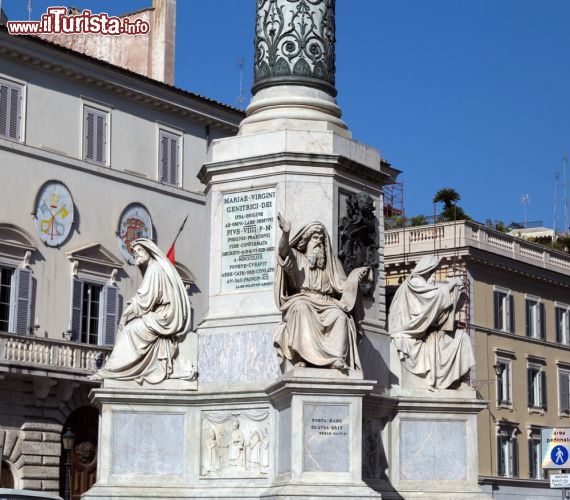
<box><xmin>91</xmin><ymin>238</ymin><xmax>196</xmax><ymax>385</ymax></box>
<box><xmin>388</xmin><ymin>255</ymin><xmax>475</xmax><ymax>390</ymax></box>
<box><xmin>273</xmin><ymin>214</ymin><xmax>369</xmax><ymax>372</ymax></box>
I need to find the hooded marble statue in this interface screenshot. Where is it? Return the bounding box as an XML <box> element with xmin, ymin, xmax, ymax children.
<box><xmin>92</xmin><ymin>238</ymin><xmax>196</xmax><ymax>384</ymax></box>
<box><xmin>388</xmin><ymin>255</ymin><xmax>475</xmax><ymax>389</ymax></box>
<box><xmin>273</xmin><ymin>214</ymin><xmax>369</xmax><ymax>372</ymax></box>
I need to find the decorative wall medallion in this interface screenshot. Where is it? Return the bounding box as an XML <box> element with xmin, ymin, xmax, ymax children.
<box><xmin>33</xmin><ymin>181</ymin><xmax>74</xmax><ymax>246</ymax></box>
<box><xmin>117</xmin><ymin>203</ymin><xmax>153</xmax><ymax>264</ymax></box>
<box><xmin>201</xmin><ymin>409</ymin><xmax>270</xmax><ymax>478</ymax></box>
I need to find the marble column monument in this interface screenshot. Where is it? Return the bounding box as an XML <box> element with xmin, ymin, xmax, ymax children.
<box><xmin>84</xmin><ymin>1</ymin><xmax>398</xmax><ymax>498</ymax></box>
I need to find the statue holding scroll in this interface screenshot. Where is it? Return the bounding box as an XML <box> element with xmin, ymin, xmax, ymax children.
<box><xmin>273</xmin><ymin>214</ymin><xmax>369</xmax><ymax>372</ymax></box>
<box><xmin>91</xmin><ymin>238</ymin><xmax>196</xmax><ymax>385</ymax></box>
<box><xmin>388</xmin><ymin>255</ymin><xmax>475</xmax><ymax>389</ymax></box>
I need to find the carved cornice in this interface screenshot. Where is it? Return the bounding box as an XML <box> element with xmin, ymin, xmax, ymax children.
<box><xmin>253</xmin><ymin>0</ymin><xmax>336</xmax><ymax>96</ymax></box>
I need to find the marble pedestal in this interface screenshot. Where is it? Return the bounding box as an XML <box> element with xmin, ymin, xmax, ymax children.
<box><xmin>385</xmin><ymin>391</ymin><xmax>489</xmax><ymax>500</ymax></box>
<box><xmin>82</xmin><ymin>387</ymin><xmax>277</xmax><ymax>499</ymax></box>
<box><xmin>264</xmin><ymin>368</ymin><xmax>381</xmax><ymax>499</ymax></box>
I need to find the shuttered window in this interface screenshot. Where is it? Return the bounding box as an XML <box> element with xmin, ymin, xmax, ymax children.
<box><xmin>0</xmin><ymin>266</ymin><xmax>33</xmax><ymax>334</ymax></box>
<box><xmin>527</xmin><ymin>366</ymin><xmax>547</xmax><ymax>409</ymax></box>
<box><xmin>70</xmin><ymin>279</ymin><xmax>119</xmax><ymax>345</ymax></box>
<box><xmin>556</xmin><ymin>306</ymin><xmax>570</xmax><ymax>345</ymax></box>
<box><xmin>559</xmin><ymin>370</ymin><xmax>570</xmax><ymax>414</ymax></box>
<box><xmin>0</xmin><ymin>80</ymin><xmax>22</xmax><ymax>141</ymax></box>
<box><xmin>497</xmin><ymin>433</ymin><xmax>518</xmax><ymax>477</ymax></box>
<box><xmin>494</xmin><ymin>291</ymin><xmax>514</xmax><ymax>333</ymax></box>
<box><xmin>0</xmin><ymin>267</ymin><xmax>14</xmax><ymax>331</ymax></box>
<box><xmin>83</xmin><ymin>106</ymin><xmax>108</xmax><ymax>165</ymax></box>
<box><xmin>496</xmin><ymin>360</ymin><xmax>512</xmax><ymax>405</ymax></box>
<box><xmin>526</xmin><ymin>299</ymin><xmax>545</xmax><ymax>340</ymax></box>
<box><xmin>528</xmin><ymin>438</ymin><xmax>543</xmax><ymax>479</ymax></box>
<box><xmin>159</xmin><ymin>130</ymin><xmax>180</xmax><ymax>186</ymax></box>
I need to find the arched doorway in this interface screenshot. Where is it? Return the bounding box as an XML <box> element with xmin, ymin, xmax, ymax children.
<box><xmin>0</xmin><ymin>460</ymin><xmax>15</xmax><ymax>488</ymax></box>
<box><xmin>59</xmin><ymin>406</ymin><xmax>98</xmax><ymax>500</ymax></box>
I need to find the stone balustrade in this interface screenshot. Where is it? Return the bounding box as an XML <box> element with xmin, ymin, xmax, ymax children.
<box><xmin>0</xmin><ymin>331</ymin><xmax>111</xmax><ymax>376</ymax></box>
<box><xmin>385</xmin><ymin>221</ymin><xmax>570</xmax><ymax>275</ymax></box>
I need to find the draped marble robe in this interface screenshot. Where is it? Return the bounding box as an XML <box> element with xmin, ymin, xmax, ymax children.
<box><xmin>98</xmin><ymin>238</ymin><xmax>195</xmax><ymax>384</ymax></box>
<box><xmin>273</xmin><ymin>222</ymin><xmax>364</xmax><ymax>370</ymax></box>
<box><xmin>388</xmin><ymin>255</ymin><xmax>475</xmax><ymax>389</ymax></box>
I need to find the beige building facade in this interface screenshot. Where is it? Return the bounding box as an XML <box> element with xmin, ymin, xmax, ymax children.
<box><xmin>385</xmin><ymin>221</ymin><xmax>570</xmax><ymax>498</ymax></box>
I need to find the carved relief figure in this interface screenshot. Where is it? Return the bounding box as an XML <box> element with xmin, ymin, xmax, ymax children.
<box><xmin>203</xmin><ymin>428</ymin><xmax>220</xmax><ymax>475</ymax></box>
<box><xmin>260</xmin><ymin>426</ymin><xmax>269</xmax><ymax>473</ymax></box>
<box><xmin>91</xmin><ymin>239</ymin><xmax>196</xmax><ymax>384</ymax></box>
<box><xmin>200</xmin><ymin>410</ymin><xmax>269</xmax><ymax>477</ymax></box>
<box><xmin>274</xmin><ymin>214</ymin><xmax>369</xmax><ymax>372</ymax></box>
<box><xmin>388</xmin><ymin>255</ymin><xmax>475</xmax><ymax>389</ymax></box>
<box><xmin>228</xmin><ymin>420</ymin><xmax>245</xmax><ymax>468</ymax></box>
<box><xmin>247</xmin><ymin>430</ymin><xmax>261</xmax><ymax>469</ymax></box>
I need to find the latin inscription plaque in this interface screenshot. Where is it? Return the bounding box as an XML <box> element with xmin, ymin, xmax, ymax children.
<box><xmin>221</xmin><ymin>187</ymin><xmax>276</xmax><ymax>292</ymax></box>
<box><xmin>303</xmin><ymin>403</ymin><xmax>350</xmax><ymax>473</ymax></box>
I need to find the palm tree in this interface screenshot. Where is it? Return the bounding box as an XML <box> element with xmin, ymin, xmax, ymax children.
<box><xmin>433</xmin><ymin>188</ymin><xmax>470</xmax><ymax>222</ymax></box>
<box><xmin>432</xmin><ymin>188</ymin><xmax>461</xmax><ymax>209</ymax></box>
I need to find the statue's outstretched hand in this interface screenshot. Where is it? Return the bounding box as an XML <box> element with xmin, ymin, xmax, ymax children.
<box><xmin>356</xmin><ymin>266</ymin><xmax>371</xmax><ymax>282</ymax></box>
<box><xmin>277</xmin><ymin>212</ymin><xmax>291</xmax><ymax>233</ymax></box>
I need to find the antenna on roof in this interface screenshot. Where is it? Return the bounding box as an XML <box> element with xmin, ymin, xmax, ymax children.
<box><xmin>562</xmin><ymin>153</ymin><xmax>569</xmax><ymax>235</ymax></box>
<box><xmin>27</xmin><ymin>0</ymin><xmax>32</xmax><ymax>21</ymax></box>
<box><xmin>554</xmin><ymin>171</ymin><xmax>559</xmax><ymax>238</ymax></box>
<box><xmin>236</xmin><ymin>57</ymin><xmax>246</xmax><ymax>106</ymax></box>
<box><xmin>521</xmin><ymin>194</ymin><xmax>529</xmax><ymax>230</ymax></box>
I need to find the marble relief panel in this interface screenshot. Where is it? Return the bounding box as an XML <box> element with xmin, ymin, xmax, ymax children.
<box><xmin>200</xmin><ymin>409</ymin><xmax>270</xmax><ymax>478</ymax></box>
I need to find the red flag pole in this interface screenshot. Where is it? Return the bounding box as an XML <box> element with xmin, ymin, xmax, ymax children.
<box><xmin>167</xmin><ymin>214</ymin><xmax>189</xmax><ymax>265</ymax></box>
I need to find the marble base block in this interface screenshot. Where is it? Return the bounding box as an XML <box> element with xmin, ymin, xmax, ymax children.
<box><xmin>82</xmin><ymin>388</ymin><xmax>275</xmax><ymax>499</ymax></box>
<box><xmin>386</xmin><ymin>395</ymin><xmax>489</xmax><ymax>500</ymax></box>
<box><xmin>264</xmin><ymin>368</ymin><xmax>381</xmax><ymax>499</ymax></box>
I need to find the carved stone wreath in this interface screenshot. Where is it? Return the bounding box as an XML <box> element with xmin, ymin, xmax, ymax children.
<box><xmin>253</xmin><ymin>0</ymin><xmax>336</xmax><ymax>96</ymax></box>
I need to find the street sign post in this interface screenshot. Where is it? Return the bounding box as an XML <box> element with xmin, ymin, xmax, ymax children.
<box><xmin>551</xmin><ymin>474</ymin><xmax>570</xmax><ymax>489</ymax></box>
<box><xmin>542</xmin><ymin>428</ymin><xmax>570</xmax><ymax>469</ymax></box>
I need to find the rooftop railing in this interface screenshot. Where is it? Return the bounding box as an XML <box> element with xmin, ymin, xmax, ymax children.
<box><xmin>385</xmin><ymin>221</ymin><xmax>570</xmax><ymax>275</ymax></box>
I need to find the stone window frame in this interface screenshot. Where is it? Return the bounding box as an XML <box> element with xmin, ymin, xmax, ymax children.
<box><xmin>0</xmin><ymin>223</ymin><xmax>37</xmax><ymax>335</ymax></box>
<box><xmin>495</xmin><ymin>350</ymin><xmax>515</xmax><ymax>410</ymax></box>
<box><xmin>156</xmin><ymin>122</ymin><xmax>183</xmax><ymax>188</ymax></box>
<box><xmin>525</xmin><ymin>294</ymin><xmax>545</xmax><ymax>340</ymax></box>
<box><xmin>526</xmin><ymin>425</ymin><xmax>545</xmax><ymax>480</ymax></box>
<box><xmin>496</xmin><ymin>424</ymin><xmax>519</xmax><ymax>478</ymax></box>
<box><xmin>557</xmin><ymin>362</ymin><xmax>570</xmax><ymax>418</ymax></box>
<box><xmin>66</xmin><ymin>243</ymin><xmax>122</xmax><ymax>346</ymax></box>
<box><xmin>493</xmin><ymin>286</ymin><xmax>514</xmax><ymax>333</ymax></box>
<box><xmin>526</xmin><ymin>358</ymin><xmax>546</xmax><ymax>414</ymax></box>
<box><xmin>81</xmin><ymin>98</ymin><xmax>111</xmax><ymax>167</ymax></box>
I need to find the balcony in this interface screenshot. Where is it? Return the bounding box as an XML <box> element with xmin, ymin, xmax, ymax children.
<box><xmin>0</xmin><ymin>331</ymin><xmax>111</xmax><ymax>380</ymax></box>
<box><xmin>385</xmin><ymin>221</ymin><xmax>570</xmax><ymax>276</ymax></box>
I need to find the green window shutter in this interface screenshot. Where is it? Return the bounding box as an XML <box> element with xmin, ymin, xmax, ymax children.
<box><xmin>70</xmin><ymin>278</ymin><xmax>84</xmax><ymax>342</ymax></box>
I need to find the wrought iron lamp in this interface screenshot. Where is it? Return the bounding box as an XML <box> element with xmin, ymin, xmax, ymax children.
<box><xmin>62</xmin><ymin>427</ymin><xmax>75</xmax><ymax>500</ymax></box>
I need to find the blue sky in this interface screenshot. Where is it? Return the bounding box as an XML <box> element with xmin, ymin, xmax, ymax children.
<box><xmin>5</xmin><ymin>0</ymin><xmax>570</xmax><ymax>230</ymax></box>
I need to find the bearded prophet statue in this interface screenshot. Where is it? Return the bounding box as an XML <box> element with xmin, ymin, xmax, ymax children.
<box><xmin>90</xmin><ymin>238</ymin><xmax>196</xmax><ymax>385</ymax></box>
<box><xmin>273</xmin><ymin>213</ymin><xmax>370</xmax><ymax>372</ymax></box>
<box><xmin>388</xmin><ymin>255</ymin><xmax>475</xmax><ymax>389</ymax></box>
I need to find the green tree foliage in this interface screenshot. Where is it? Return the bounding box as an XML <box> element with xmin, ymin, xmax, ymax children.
<box><xmin>409</xmin><ymin>215</ymin><xmax>429</xmax><ymax>226</ymax></box>
<box><xmin>433</xmin><ymin>187</ymin><xmax>471</xmax><ymax>222</ymax></box>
